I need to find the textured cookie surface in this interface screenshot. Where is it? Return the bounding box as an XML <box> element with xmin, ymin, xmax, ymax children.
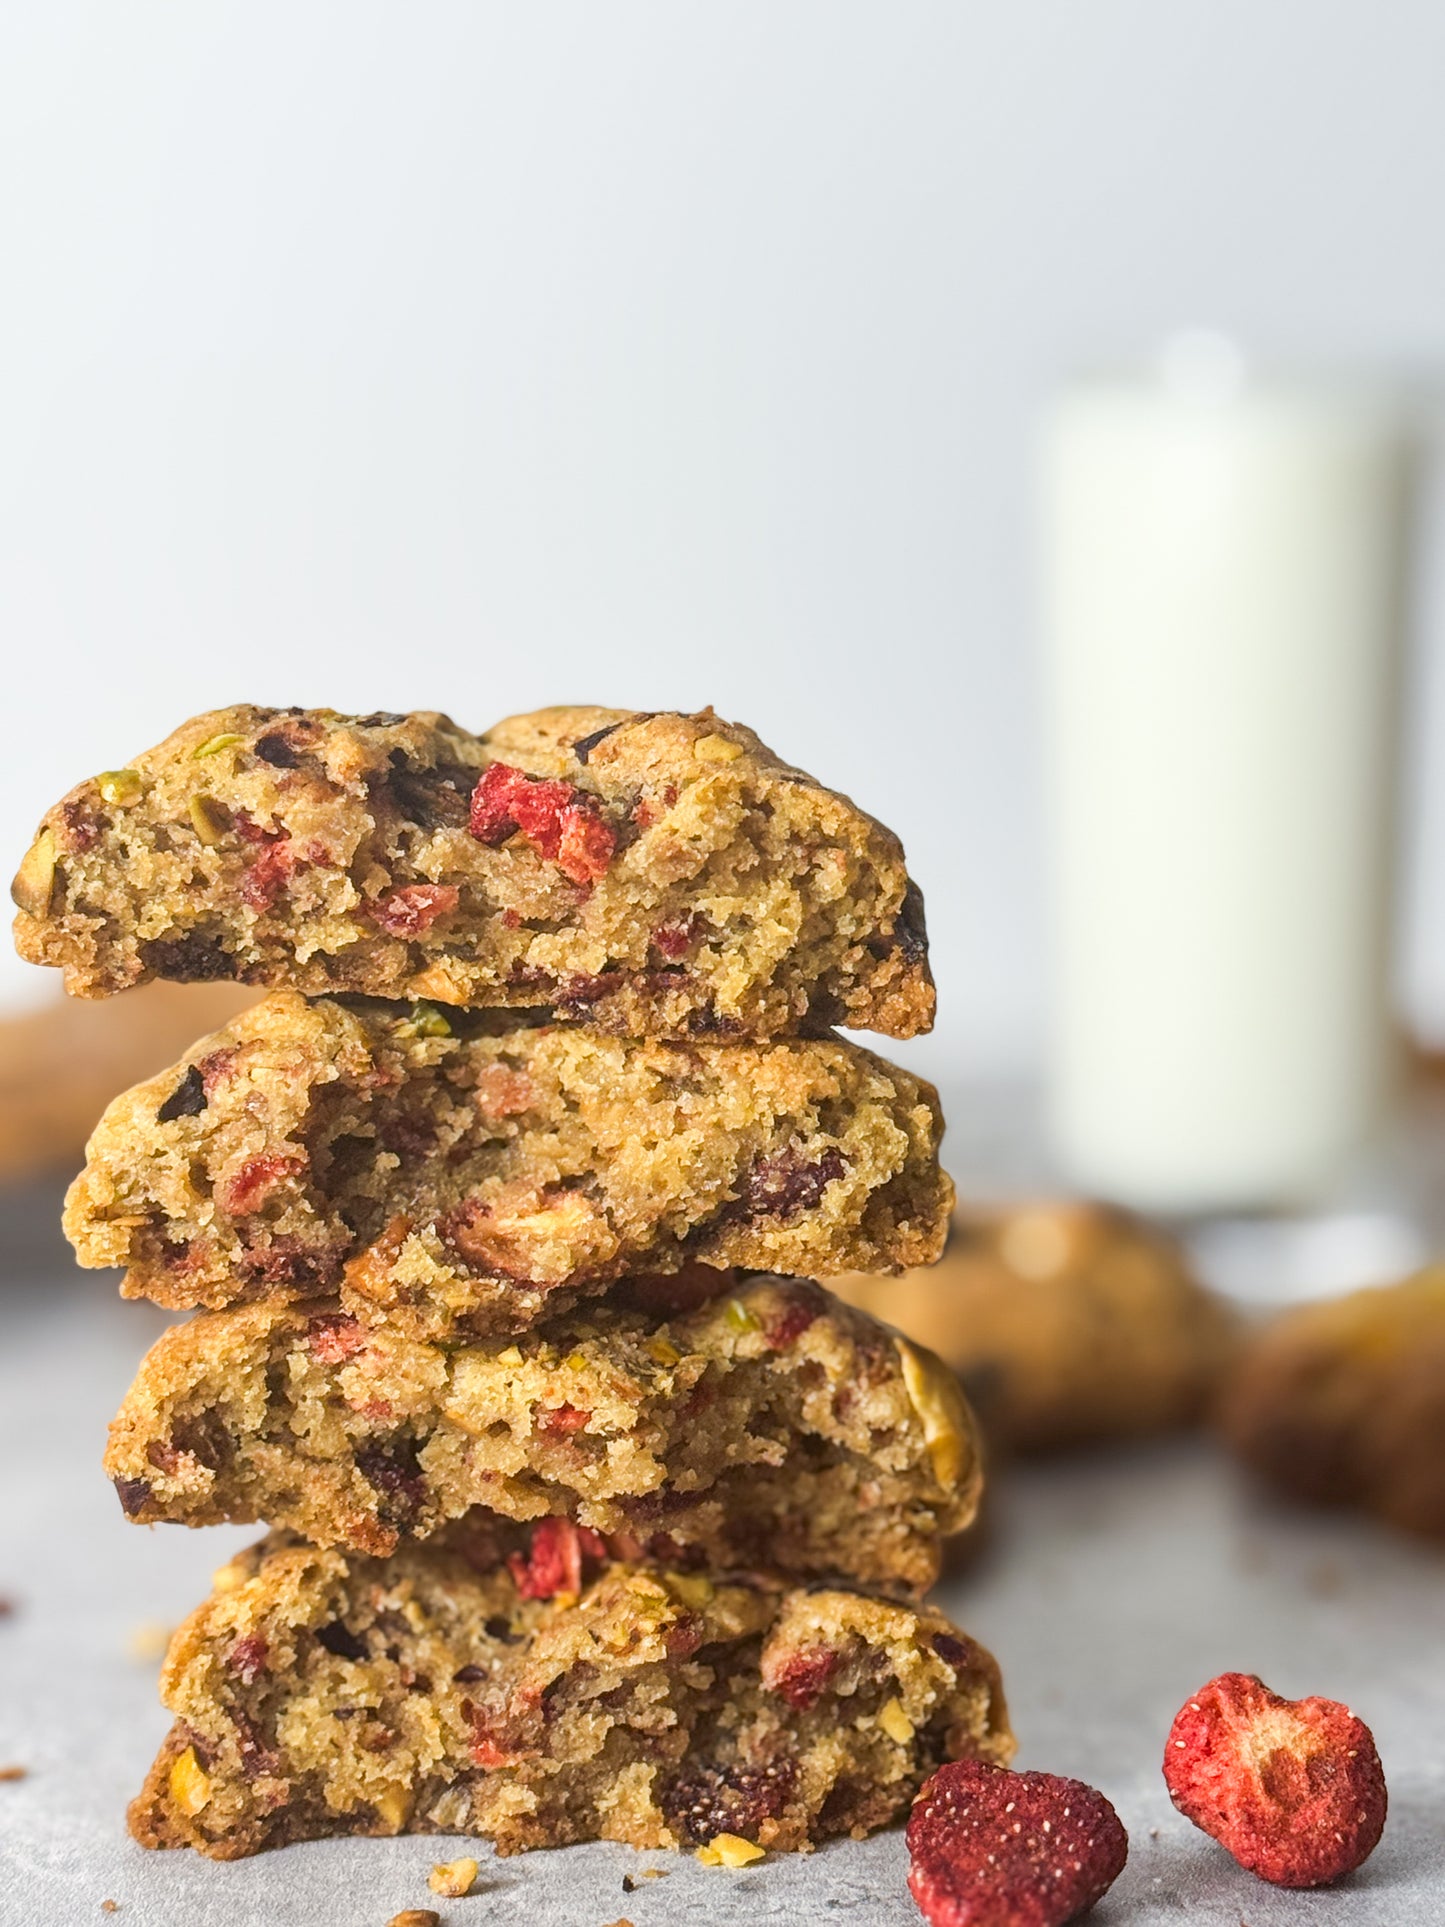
<box><xmin>832</xmin><ymin>1202</ymin><xmax>1236</xmax><ymax>1453</ymax></box>
<box><xmin>1220</xmin><ymin>1267</ymin><xmax>1445</xmax><ymax>1541</ymax></box>
<box><xmin>105</xmin><ymin>1276</ymin><xmax>980</xmax><ymax>1593</ymax></box>
<box><xmin>66</xmin><ymin>991</ymin><xmax>952</xmax><ymax>1337</ymax></box>
<box><xmin>14</xmin><ymin>704</ymin><xmax>933</xmax><ymax>1038</ymax></box>
<box><xmin>128</xmin><ymin>1530</ymin><xmax>1012</xmax><ymax>1859</ymax></box>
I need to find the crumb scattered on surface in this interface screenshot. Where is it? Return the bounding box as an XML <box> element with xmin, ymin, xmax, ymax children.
<box><xmin>0</xmin><ymin>1596</ymin><xmax>15</xmax><ymax>1617</ymax></box>
<box><xmin>100</xmin><ymin>1906</ymin><xmax>119</xmax><ymax>1916</ymax></box>
<box><xmin>126</xmin><ymin>1621</ymin><xmax>172</xmax><ymax>1662</ymax></box>
<box><xmin>428</xmin><ymin>1857</ymin><xmax>478</xmax><ymax>1897</ymax></box>
<box><xmin>386</xmin><ymin>1913</ymin><xmax>439</xmax><ymax>1927</ymax></box>
<box><xmin>0</xmin><ymin>1766</ymin><xmax>28</xmax><ymax>1782</ymax></box>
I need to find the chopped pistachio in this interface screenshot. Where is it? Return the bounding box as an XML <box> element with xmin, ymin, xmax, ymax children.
<box><xmin>878</xmin><ymin>1695</ymin><xmax>915</xmax><ymax>1744</ymax></box>
<box><xmin>696</xmin><ymin>1833</ymin><xmax>764</xmax><ymax>1867</ymax></box>
<box><xmin>187</xmin><ymin>794</ymin><xmax>229</xmax><ymax>847</ymax></box>
<box><xmin>372</xmin><ymin>1783</ymin><xmax>411</xmax><ymax>1832</ymax></box>
<box><xmin>647</xmin><ymin>1335</ymin><xmax>681</xmax><ymax>1367</ymax></box>
<box><xmin>393</xmin><ymin>999</ymin><xmax>453</xmax><ymax>1039</ymax></box>
<box><xmin>895</xmin><ymin>1336</ymin><xmax>972</xmax><ymax>1492</ymax></box>
<box><xmin>563</xmin><ymin>1350</ymin><xmax>591</xmax><ymax>1372</ymax></box>
<box><xmin>168</xmin><ymin>1746</ymin><xmax>211</xmax><ymax>1816</ymax></box>
<box><xmin>97</xmin><ymin>768</ymin><xmax>145</xmax><ymax>806</ymax></box>
<box><xmin>668</xmin><ymin>1572</ymin><xmax>714</xmax><ymax>1610</ymax></box>
<box><xmin>694</xmin><ymin>733</ymin><xmax>743</xmax><ymax>763</ymax></box>
<box><xmin>724</xmin><ymin>1298</ymin><xmax>762</xmax><ymax>1336</ymax></box>
<box><xmin>12</xmin><ymin>829</ymin><xmax>58</xmax><ymax>917</ymax></box>
<box><xmin>192</xmin><ymin>731</ymin><xmax>245</xmax><ymax>759</ymax></box>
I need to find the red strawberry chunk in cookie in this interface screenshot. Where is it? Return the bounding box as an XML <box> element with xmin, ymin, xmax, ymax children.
<box><xmin>468</xmin><ymin>763</ymin><xmax>616</xmax><ymax>886</ymax></box>
<box><xmin>1163</xmin><ymin>1672</ymin><xmax>1386</xmax><ymax>1888</ymax></box>
<box><xmin>364</xmin><ymin>883</ymin><xmax>460</xmax><ymax>936</ymax></box>
<box><xmin>505</xmin><ymin>1517</ymin><xmax>608</xmax><ymax>1601</ymax></box>
<box><xmin>762</xmin><ymin>1646</ymin><xmax>839</xmax><ymax>1711</ymax></box>
<box><xmin>907</xmin><ymin>1759</ymin><xmax>1128</xmax><ymax>1927</ymax></box>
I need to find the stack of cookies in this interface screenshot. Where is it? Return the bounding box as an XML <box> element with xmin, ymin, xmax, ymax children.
<box><xmin>14</xmin><ymin>704</ymin><xmax>1013</xmax><ymax>1863</ymax></box>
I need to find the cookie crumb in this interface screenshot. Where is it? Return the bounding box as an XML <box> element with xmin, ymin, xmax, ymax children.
<box><xmin>0</xmin><ymin>1766</ymin><xmax>27</xmax><ymax>1782</ymax></box>
<box><xmin>695</xmin><ymin>1833</ymin><xmax>765</xmax><ymax>1867</ymax></box>
<box><xmin>0</xmin><ymin>1596</ymin><xmax>15</xmax><ymax>1617</ymax></box>
<box><xmin>126</xmin><ymin>1620</ymin><xmax>172</xmax><ymax>1662</ymax></box>
<box><xmin>386</xmin><ymin>1913</ymin><xmax>439</xmax><ymax>1927</ymax></box>
<box><xmin>428</xmin><ymin>1857</ymin><xmax>478</xmax><ymax>1897</ymax></box>
<box><xmin>100</xmin><ymin>1906</ymin><xmax>119</xmax><ymax>1916</ymax></box>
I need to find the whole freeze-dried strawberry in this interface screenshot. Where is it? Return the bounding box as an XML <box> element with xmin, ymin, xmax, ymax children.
<box><xmin>906</xmin><ymin>1759</ymin><xmax>1127</xmax><ymax>1926</ymax></box>
<box><xmin>1163</xmin><ymin>1671</ymin><xmax>1386</xmax><ymax>1888</ymax></box>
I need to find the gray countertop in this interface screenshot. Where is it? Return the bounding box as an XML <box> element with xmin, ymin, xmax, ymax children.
<box><xmin>1</xmin><ymin>1177</ymin><xmax>1440</xmax><ymax>1927</ymax></box>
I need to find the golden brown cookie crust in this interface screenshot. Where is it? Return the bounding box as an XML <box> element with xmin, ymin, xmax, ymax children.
<box><xmin>65</xmin><ymin>990</ymin><xmax>952</xmax><ymax>1336</ymax></box>
<box><xmin>14</xmin><ymin>704</ymin><xmax>933</xmax><ymax>1038</ymax></box>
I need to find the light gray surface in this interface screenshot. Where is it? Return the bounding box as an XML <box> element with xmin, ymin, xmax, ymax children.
<box><xmin>1</xmin><ymin>1180</ymin><xmax>1441</xmax><ymax>1926</ymax></box>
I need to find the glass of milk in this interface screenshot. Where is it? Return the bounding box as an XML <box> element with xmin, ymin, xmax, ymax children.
<box><xmin>1042</xmin><ymin>336</ymin><xmax>1413</xmax><ymax>1215</ymax></box>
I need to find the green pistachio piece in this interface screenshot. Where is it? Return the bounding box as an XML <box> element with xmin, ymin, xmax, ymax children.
<box><xmin>393</xmin><ymin>999</ymin><xmax>453</xmax><ymax>1039</ymax></box>
<box><xmin>192</xmin><ymin>732</ymin><xmax>245</xmax><ymax>759</ymax></box>
<box><xmin>724</xmin><ymin>1298</ymin><xmax>762</xmax><ymax>1336</ymax></box>
<box><xmin>12</xmin><ymin>828</ymin><xmax>58</xmax><ymax>917</ymax></box>
<box><xmin>188</xmin><ymin>795</ymin><xmax>229</xmax><ymax>847</ymax></box>
<box><xmin>97</xmin><ymin>769</ymin><xmax>145</xmax><ymax>807</ymax></box>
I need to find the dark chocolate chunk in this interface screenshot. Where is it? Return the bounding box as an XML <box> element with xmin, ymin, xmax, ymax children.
<box><xmin>572</xmin><ymin>721</ymin><xmax>625</xmax><ymax>764</ymax></box>
<box><xmin>113</xmin><ymin>1476</ymin><xmax>154</xmax><ymax>1517</ymax></box>
<box><xmin>156</xmin><ymin>1064</ymin><xmax>207</xmax><ymax>1123</ymax></box>
<box><xmin>315</xmin><ymin>1620</ymin><xmax>369</xmax><ymax>1662</ymax></box>
<box><xmin>742</xmin><ymin>1146</ymin><xmax>847</xmax><ymax>1220</ymax></box>
<box><xmin>140</xmin><ymin>933</ymin><xmax>235</xmax><ymax>982</ymax></box>
<box><xmin>253</xmin><ymin>732</ymin><xmax>300</xmax><ymax>768</ymax></box>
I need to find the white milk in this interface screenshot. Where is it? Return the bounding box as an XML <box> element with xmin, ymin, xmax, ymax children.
<box><xmin>1042</xmin><ymin>343</ymin><xmax>1411</xmax><ymax>1211</ymax></box>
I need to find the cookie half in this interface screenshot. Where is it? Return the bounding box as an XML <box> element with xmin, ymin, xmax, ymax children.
<box><xmin>105</xmin><ymin>1276</ymin><xmax>979</xmax><ymax>1593</ymax></box>
<box><xmin>129</xmin><ymin>1529</ymin><xmax>1012</xmax><ymax>1860</ymax></box>
<box><xmin>14</xmin><ymin>704</ymin><xmax>932</xmax><ymax>1038</ymax></box>
<box><xmin>66</xmin><ymin>990</ymin><xmax>952</xmax><ymax>1337</ymax></box>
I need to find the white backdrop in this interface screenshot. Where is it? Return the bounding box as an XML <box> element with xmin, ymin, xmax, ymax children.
<box><xmin>5</xmin><ymin>1</ymin><xmax>1445</xmax><ymax>1075</ymax></box>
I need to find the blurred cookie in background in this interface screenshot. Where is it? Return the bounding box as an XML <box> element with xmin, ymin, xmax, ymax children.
<box><xmin>0</xmin><ymin>982</ymin><xmax>256</xmax><ymax>1182</ymax></box>
<box><xmin>831</xmin><ymin>1201</ymin><xmax>1237</xmax><ymax>1454</ymax></box>
<box><xmin>1220</xmin><ymin>1268</ymin><xmax>1445</xmax><ymax>1544</ymax></box>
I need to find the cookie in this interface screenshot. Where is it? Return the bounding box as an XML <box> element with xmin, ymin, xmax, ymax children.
<box><xmin>13</xmin><ymin>704</ymin><xmax>932</xmax><ymax>1038</ymax></box>
<box><xmin>128</xmin><ymin>1527</ymin><xmax>1012</xmax><ymax>1860</ymax></box>
<box><xmin>1219</xmin><ymin>1267</ymin><xmax>1445</xmax><ymax>1541</ymax></box>
<box><xmin>830</xmin><ymin>1202</ymin><xmax>1235</xmax><ymax>1453</ymax></box>
<box><xmin>65</xmin><ymin>990</ymin><xmax>952</xmax><ymax>1337</ymax></box>
<box><xmin>105</xmin><ymin>1275</ymin><xmax>979</xmax><ymax>1593</ymax></box>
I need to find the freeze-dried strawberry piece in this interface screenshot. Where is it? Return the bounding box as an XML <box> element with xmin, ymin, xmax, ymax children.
<box><xmin>907</xmin><ymin>1759</ymin><xmax>1128</xmax><ymax>1927</ymax></box>
<box><xmin>762</xmin><ymin>1299</ymin><xmax>820</xmax><ymax>1350</ymax></box>
<box><xmin>227</xmin><ymin>1635</ymin><xmax>268</xmax><ymax>1685</ymax></box>
<box><xmin>536</xmin><ymin>1402</ymin><xmax>591</xmax><ymax>1437</ymax></box>
<box><xmin>468</xmin><ymin>763</ymin><xmax>616</xmax><ymax>886</ymax></box>
<box><xmin>506</xmin><ymin>1517</ymin><xmax>607</xmax><ymax>1601</ymax></box>
<box><xmin>307</xmin><ymin>1315</ymin><xmax>368</xmax><ymax>1364</ymax></box>
<box><xmin>363</xmin><ymin>883</ymin><xmax>460</xmax><ymax>937</ymax></box>
<box><xmin>1163</xmin><ymin>1672</ymin><xmax>1386</xmax><ymax>1888</ymax></box>
<box><xmin>762</xmin><ymin>1646</ymin><xmax>839</xmax><ymax>1711</ymax></box>
<box><xmin>651</xmin><ymin>914</ymin><xmax>700</xmax><ymax>959</ymax></box>
<box><xmin>239</xmin><ymin>837</ymin><xmax>298</xmax><ymax>911</ymax></box>
<box><xmin>216</xmin><ymin>1153</ymin><xmax>305</xmax><ymax>1216</ymax></box>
